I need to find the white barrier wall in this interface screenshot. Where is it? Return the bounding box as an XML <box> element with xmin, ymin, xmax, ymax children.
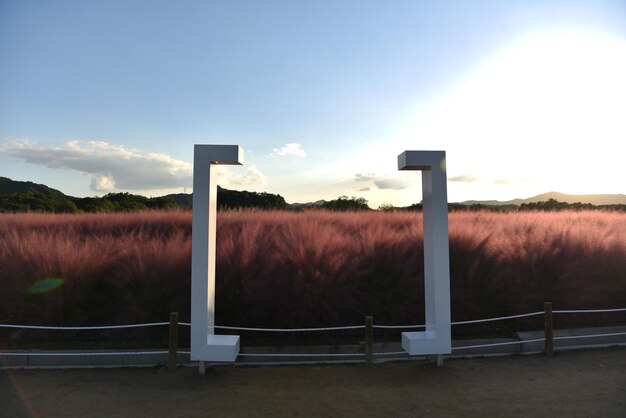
<box><xmin>191</xmin><ymin>145</ymin><xmax>243</xmax><ymax>362</ymax></box>
<box><xmin>398</xmin><ymin>151</ymin><xmax>452</xmax><ymax>355</ymax></box>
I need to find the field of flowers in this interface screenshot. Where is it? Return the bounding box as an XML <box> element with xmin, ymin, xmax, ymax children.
<box><xmin>1</xmin><ymin>210</ymin><xmax>625</xmax><ymax>342</ymax></box>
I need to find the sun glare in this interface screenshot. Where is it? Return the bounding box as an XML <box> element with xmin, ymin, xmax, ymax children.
<box><xmin>394</xmin><ymin>29</ymin><xmax>626</xmax><ymax>202</ymax></box>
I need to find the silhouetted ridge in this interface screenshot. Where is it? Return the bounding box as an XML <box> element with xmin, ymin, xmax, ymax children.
<box><xmin>0</xmin><ymin>177</ymin><xmax>288</xmax><ymax>212</ymax></box>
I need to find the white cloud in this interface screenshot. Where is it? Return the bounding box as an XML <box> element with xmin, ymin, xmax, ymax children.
<box><xmin>494</xmin><ymin>178</ymin><xmax>514</xmax><ymax>185</ymax></box>
<box><xmin>373</xmin><ymin>178</ymin><xmax>411</xmax><ymax>190</ymax></box>
<box><xmin>354</xmin><ymin>172</ymin><xmax>412</xmax><ymax>190</ymax></box>
<box><xmin>449</xmin><ymin>174</ymin><xmax>477</xmax><ymax>183</ymax></box>
<box><xmin>270</xmin><ymin>143</ymin><xmax>306</xmax><ymax>157</ymax></box>
<box><xmin>493</xmin><ymin>176</ymin><xmax>534</xmax><ymax>185</ymax></box>
<box><xmin>1</xmin><ymin>140</ymin><xmax>192</xmax><ymax>191</ymax></box>
<box><xmin>355</xmin><ymin>172</ymin><xmax>377</xmax><ymax>182</ymax></box>
<box><xmin>219</xmin><ymin>164</ymin><xmax>267</xmax><ymax>189</ymax></box>
<box><xmin>0</xmin><ymin>141</ymin><xmax>267</xmax><ymax>192</ymax></box>
<box><xmin>1</xmin><ymin>140</ymin><xmax>269</xmax><ymax>193</ymax></box>
<box><xmin>90</xmin><ymin>174</ymin><xmax>116</xmax><ymax>192</ymax></box>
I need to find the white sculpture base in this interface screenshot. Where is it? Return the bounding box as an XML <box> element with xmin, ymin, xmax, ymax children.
<box><xmin>202</xmin><ymin>334</ymin><xmax>240</xmax><ymax>362</ymax></box>
<box><xmin>402</xmin><ymin>331</ymin><xmax>451</xmax><ymax>356</ymax></box>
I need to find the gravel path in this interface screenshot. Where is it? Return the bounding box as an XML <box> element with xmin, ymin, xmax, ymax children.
<box><xmin>2</xmin><ymin>347</ymin><xmax>625</xmax><ymax>417</ymax></box>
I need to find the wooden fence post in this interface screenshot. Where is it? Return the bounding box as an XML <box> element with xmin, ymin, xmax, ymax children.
<box><xmin>544</xmin><ymin>302</ymin><xmax>553</xmax><ymax>357</ymax></box>
<box><xmin>168</xmin><ymin>312</ymin><xmax>179</xmax><ymax>370</ymax></box>
<box><xmin>365</xmin><ymin>316</ymin><xmax>373</xmax><ymax>365</ymax></box>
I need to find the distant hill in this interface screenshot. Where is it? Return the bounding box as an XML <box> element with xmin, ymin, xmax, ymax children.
<box><xmin>459</xmin><ymin>191</ymin><xmax>626</xmax><ymax>206</ymax></box>
<box><xmin>290</xmin><ymin>199</ymin><xmax>327</xmax><ymax>209</ymax></box>
<box><xmin>0</xmin><ymin>176</ymin><xmax>79</xmax><ymax>212</ymax></box>
<box><xmin>164</xmin><ymin>193</ymin><xmax>193</xmax><ymax>209</ymax></box>
<box><xmin>0</xmin><ymin>176</ymin><xmax>68</xmax><ymax>199</ymax></box>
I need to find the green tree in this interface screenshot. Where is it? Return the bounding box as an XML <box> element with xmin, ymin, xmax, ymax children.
<box><xmin>322</xmin><ymin>196</ymin><xmax>370</xmax><ymax>211</ymax></box>
<box><xmin>378</xmin><ymin>203</ymin><xmax>395</xmax><ymax>212</ymax></box>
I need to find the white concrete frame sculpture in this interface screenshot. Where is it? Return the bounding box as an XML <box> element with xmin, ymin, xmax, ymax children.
<box><xmin>191</xmin><ymin>144</ymin><xmax>243</xmax><ymax>362</ymax></box>
<box><xmin>398</xmin><ymin>151</ymin><xmax>452</xmax><ymax>356</ymax></box>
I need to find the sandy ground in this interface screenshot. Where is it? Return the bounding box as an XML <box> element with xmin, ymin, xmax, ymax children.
<box><xmin>1</xmin><ymin>347</ymin><xmax>625</xmax><ymax>418</ymax></box>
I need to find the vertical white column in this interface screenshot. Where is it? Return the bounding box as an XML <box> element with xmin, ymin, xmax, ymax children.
<box><xmin>398</xmin><ymin>151</ymin><xmax>451</xmax><ymax>355</ymax></box>
<box><xmin>191</xmin><ymin>145</ymin><xmax>243</xmax><ymax>362</ymax></box>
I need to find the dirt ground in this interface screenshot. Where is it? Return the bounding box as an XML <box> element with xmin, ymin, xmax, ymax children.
<box><xmin>2</xmin><ymin>347</ymin><xmax>625</xmax><ymax>418</ymax></box>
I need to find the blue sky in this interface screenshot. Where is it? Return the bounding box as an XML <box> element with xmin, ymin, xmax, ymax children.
<box><xmin>1</xmin><ymin>0</ymin><xmax>625</xmax><ymax>207</ymax></box>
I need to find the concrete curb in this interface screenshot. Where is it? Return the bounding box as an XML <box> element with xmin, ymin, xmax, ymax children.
<box><xmin>516</xmin><ymin>325</ymin><xmax>626</xmax><ymax>353</ymax></box>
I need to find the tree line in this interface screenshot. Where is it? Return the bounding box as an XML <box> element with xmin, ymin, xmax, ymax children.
<box><xmin>382</xmin><ymin>198</ymin><xmax>625</xmax><ymax>212</ymax></box>
<box><xmin>1</xmin><ymin>177</ymin><xmax>623</xmax><ymax>213</ymax></box>
<box><xmin>0</xmin><ymin>188</ymin><xmax>289</xmax><ymax>213</ymax></box>
<box><xmin>0</xmin><ymin>192</ymin><xmax>365</xmax><ymax>213</ymax></box>
<box><xmin>0</xmin><ymin>191</ymin><xmax>178</xmax><ymax>213</ymax></box>
<box><xmin>2</xmin><ymin>192</ymin><xmax>624</xmax><ymax>213</ymax></box>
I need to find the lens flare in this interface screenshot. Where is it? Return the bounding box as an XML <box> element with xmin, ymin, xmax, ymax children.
<box><xmin>27</xmin><ymin>278</ymin><xmax>64</xmax><ymax>294</ymax></box>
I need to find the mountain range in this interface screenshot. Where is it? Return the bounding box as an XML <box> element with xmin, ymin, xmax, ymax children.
<box><xmin>459</xmin><ymin>191</ymin><xmax>626</xmax><ymax>206</ymax></box>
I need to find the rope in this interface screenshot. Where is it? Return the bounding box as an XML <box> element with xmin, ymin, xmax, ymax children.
<box><xmin>212</xmin><ymin>325</ymin><xmax>365</xmax><ymax>332</ymax></box>
<box><xmin>0</xmin><ymin>322</ymin><xmax>169</xmax><ymax>330</ymax></box>
<box><xmin>237</xmin><ymin>352</ymin><xmax>365</xmax><ymax>358</ymax></box>
<box><xmin>553</xmin><ymin>331</ymin><xmax>626</xmax><ymax>341</ymax></box>
<box><xmin>373</xmin><ymin>324</ymin><xmax>425</xmax><ymax>329</ymax></box>
<box><xmin>0</xmin><ymin>351</ymin><xmax>168</xmax><ymax>357</ymax></box>
<box><xmin>452</xmin><ymin>338</ymin><xmax>546</xmax><ymax>351</ymax></box>
<box><xmin>452</xmin><ymin>311</ymin><xmax>544</xmax><ymax>325</ymax></box>
<box><xmin>554</xmin><ymin>308</ymin><xmax>626</xmax><ymax>314</ymax></box>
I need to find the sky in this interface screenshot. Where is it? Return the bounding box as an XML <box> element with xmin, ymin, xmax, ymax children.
<box><xmin>1</xmin><ymin>0</ymin><xmax>625</xmax><ymax>208</ymax></box>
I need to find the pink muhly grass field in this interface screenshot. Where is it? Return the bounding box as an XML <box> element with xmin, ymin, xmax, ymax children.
<box><xmin>0</xmin><ymin>210</ymin><xmax>624</xmax><ymax>337</ymax></box>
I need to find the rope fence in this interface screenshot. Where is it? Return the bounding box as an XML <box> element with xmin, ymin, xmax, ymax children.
<box><xmin>1</xmin><ymin>304</ymin><xmax>625</xmax><ymax>366</ymax></box>
<box><xmin>2</xmin><ymin>306</ymin><xmax>624</xmax><ymax>332</ymax></box>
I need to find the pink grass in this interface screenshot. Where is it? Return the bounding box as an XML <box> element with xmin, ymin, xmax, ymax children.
<box><xmin>1</xmin><ymin>210</ymin><xmax>624</xmax><ymax>331</ymax></box>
